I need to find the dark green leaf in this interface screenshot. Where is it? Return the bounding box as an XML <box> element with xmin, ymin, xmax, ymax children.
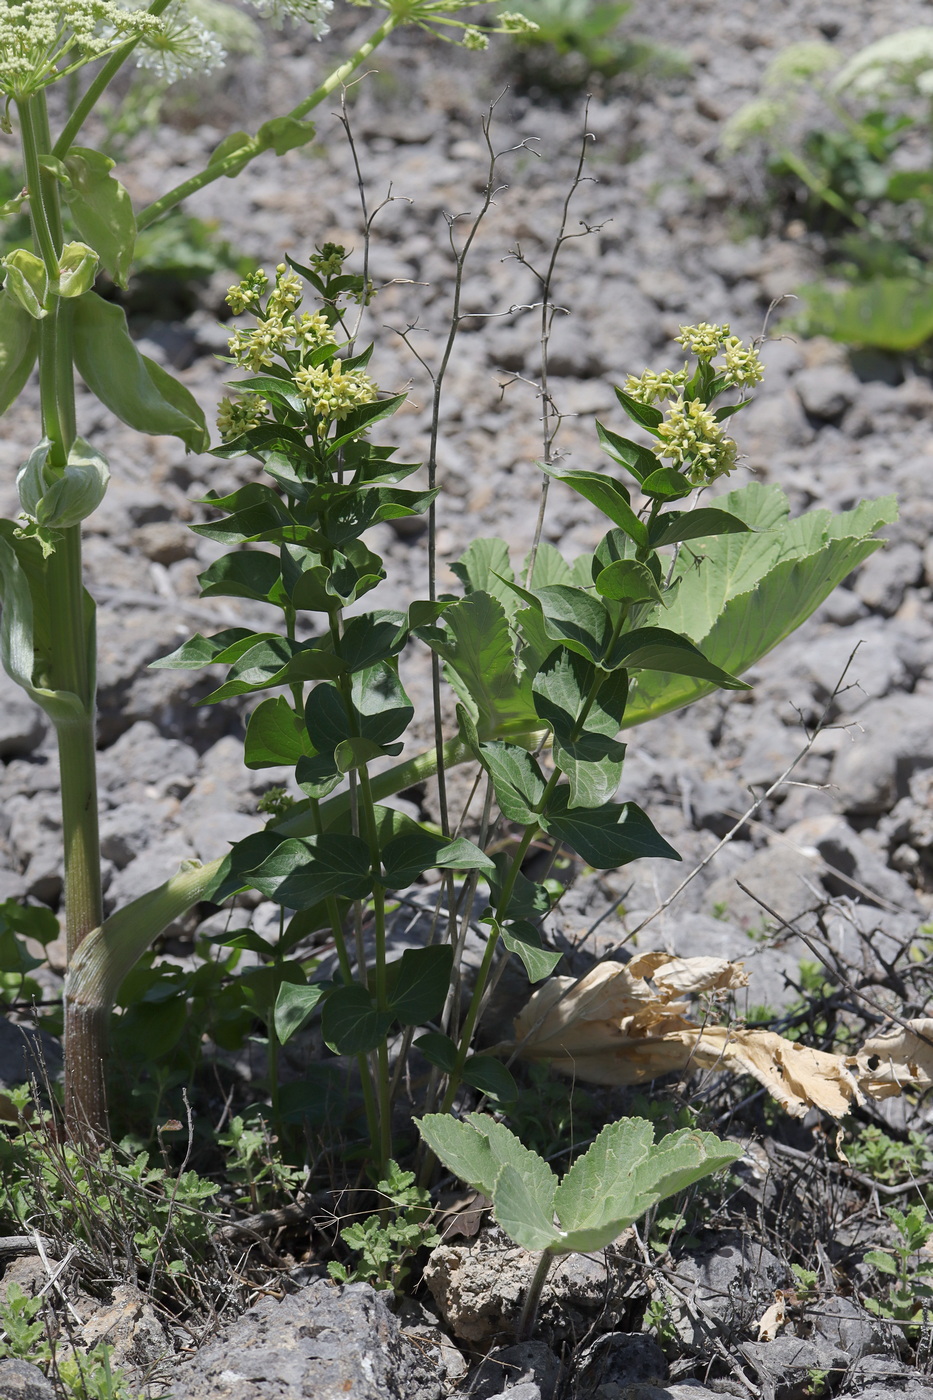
<box><xmin>336</xmin><ymin>611</ymin><xmax>407</xmax><ymax>673</ymax></box>
<box><xmin>478</xmin><ymin>743</ymin><xmax>546</xmax><ymax>825</ymax></box>
<box><xmin>325</xmin><ymin>393</ymin><xmax>409</xmax><ymax>452</ymax></box>
<box><xmin>594</xmin><ymin>420</ymin><xmax>657</xmax><ymax>483</ymax></box>
<box><xmin>540</xmin><ymin>465</ymin><xmax>649</xmax><ymax>548</ymax></box>
<box><xmin>386</xmin><ymin>945</ymin><xmax>453</xmax><ymax>1026</ymax></box>
<box><xmin>322</xmin><ymin>984</ymin><xmax>393</xmax><ymax>1055</ymax></box>
<box><xmin>543</xmin><ymin>790</ymin><xmax>681</xmax><ymax>868</ymax></box>
<box><xmin>639</xmin><ymin>467</ymin><xmax>694</xmax><ymax>501</ymax></box>
<box><xmin>649</xmin><ymin>508</ymin><xmax>753</xmax><ymax>548</ymax></box>
<box><xmin>414</xmin><ymin>1031</ymin><xmax>458</xmax><ymax>1073</ymax></box>
<box><xmin>594</xmin><ymin>560</ymin><xmax>664</xmax><ymax>605</ymax></box>
<box><xmin>497</xmin><ymin>918</ymin><xmax>562</xmax><ymax>982</ymax></box>
<box><xmin>609</xmin><ymin>627</ymin><xmax>750</xmax><ymax>690</ymax></box>
<box><xmin>381</xmin><ymin>831</ymin><xmax>495</xmax><ymax>889</ymax></box>
<box><xmin>149</xmin><ymin>627</ymin><xmax>256</xmax><ymax>670</ymax></box>
<box><xmin>533</xmin><ymin>585</ymin><xmax>613</xmax><ymax>665</ymax></box>
<box><xmin>245</xmin><ymin>696</ymin><xmax>313</xmax><ymax>768</ymax></box>
<box><xmin>613</xmin><ymin>387</ymin><xmax>663</xmax><ymax>432</ymax></box>
<box><xmin>197</xmin><ymin>549</ymin><xmax>283</xmax><ymax>603</ymax></box>
<box><xmin>274</xmin><ymin>979</ymin><xmax>329</xmax><ymax>1045</ymax></box>
<box><xmin>487</xmin><ymin>851</ymin><xmax>552</xmax><ymax>921</ymax></box>
<box><xmin>461</xmin><ymin>1055</ymin><xmax>518</xmax><ymax>1103</ymax></box>
<box><xmin>243</xmin><ymin>834</ymin><xmax>372</xmax><ymax>907</ymax></box>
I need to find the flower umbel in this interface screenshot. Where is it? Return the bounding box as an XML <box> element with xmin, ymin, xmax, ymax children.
<box><xmin>674</xmin><ymin>323</ymin><xmax>732</xmax><ymax>360</ymax></box>
<box><xmin>294</xmin><ymin>360</ymin><xmax>377</xmax><ymax>428</ymax></box>
<box><xmin>624</xmin><ymin>367</ymin><xmax>688</xmax><ymax>406</ymax></box>
<box><xmin>0</xmin><ymin>0</ymin><xmax>160</xmax><ymax>97</ymax></box>
<box><xmin>657</xmin><ymin>397</ymin><xmax>737</xmax><ymax>487</ymax></box>
<box><xmin>216</xmin><ymin>393</ymin><xmax>269</xmax><ymax>442</ymax></box>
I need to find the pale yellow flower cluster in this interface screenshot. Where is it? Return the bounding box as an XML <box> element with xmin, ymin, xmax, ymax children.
<box><xmin>624</xmin><ymin>367</ymin><xmax>688</xmax><ymax>406</ymax></box>
<box><xmin>674</xmin><ymin>322</ymin><xmax>732</xmax><ymax>360</ymax></box>
<box><xmin>657</xmin><ymin>398</ymin><xmax>738</xmax><ymax>487</ymax></box>
<box><xmin>216</xmin><ymin>392</ymin><xmax>268</xmax><ymax>442</ymax></box>
<box><xmin>293</xmin><ymin>361</ymin><xmax>377</xmax><ymax>430</ymax></box>
<box><xmin>722</xmin><ymin>335</ymin><xmax>765</xmax><ymax>388</ymax></box>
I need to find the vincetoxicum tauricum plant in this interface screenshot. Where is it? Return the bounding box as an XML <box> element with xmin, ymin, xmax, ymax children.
<box><xmin>61</xmin><ymin>273</ymin><xmax>891</xmax><ymax>1181</ymax></box>
<box><xmin>0</xmin><ymin>0</ymin><xmax>536</xmax><ymax>1142</ymax></box>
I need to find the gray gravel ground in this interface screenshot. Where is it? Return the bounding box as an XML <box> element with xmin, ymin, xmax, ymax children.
<box><xmin>2</xmin><ymin>0</ymin><xmax>933</xmax><ymax>1394</ymax></box>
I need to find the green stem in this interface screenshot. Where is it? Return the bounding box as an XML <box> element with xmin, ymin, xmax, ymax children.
<box><xmin>21</xmin><ymin>91</ymin><xmax>105</xmax><ymax>1141</ymax></box>
<box><xmin>135</xmin><ymin>15</ymin><xmax>400</xmax><ymax>231</ymax></box>
<box><xmin>437</xmin><ymin>823</ymin><xmax>538</xmax><ymax>1116</ymax></box>
<box><xmin>516</xmin><ymin>1251</ymin><xmax>556</xmax><ymax>1341</ymax></box>
<box><xmin>53</xmin><ymin>0</ymin><xmax>176</xmax><ymax>158</ymax></box>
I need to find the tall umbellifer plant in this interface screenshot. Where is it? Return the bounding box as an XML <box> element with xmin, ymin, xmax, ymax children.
<box><xmin>0</xmin><ymin>0</ymin><xmax>537</xmax><ymax>1142</ymax></box>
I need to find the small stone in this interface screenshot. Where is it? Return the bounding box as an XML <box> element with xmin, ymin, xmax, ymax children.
<box><xmin>794</xmin><ymin>365</ymin><xmax>860</xmax><ymax>422</ymax></box>
<box><xmin>0</xmin><ymin>1359</ymin><xmax>56</xmax><ymax>1400</ymax></box>
<box><xmin>854</xmin><ymin>542</ymin><xmax>924</xmax><ymax>616</ymax></box>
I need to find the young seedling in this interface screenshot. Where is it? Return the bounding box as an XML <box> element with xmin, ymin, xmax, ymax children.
<box><xmin>417</xmin><ymin>1111</ymin><xmax>742</xmax><ymax>1340</ymax></box>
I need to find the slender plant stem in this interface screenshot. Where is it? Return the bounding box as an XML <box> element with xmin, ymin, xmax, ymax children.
<box><xmin>516</xmin><ymin>1251</ymin><xmax>556</xmax><ymax>1341</ymax></box>
<box><xmin>52</xmin><ymin>0</ymin><xmax>175</xmax><ymax>158</ymax></box>
<box><xmin>135</xmin><ymin>16</ymin><xmax>400</xmax><ymax>232</ymax></box>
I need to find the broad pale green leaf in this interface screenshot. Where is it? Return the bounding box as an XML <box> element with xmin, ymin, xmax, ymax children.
<box><xmin>62</xmin><ymin>147</ymin><xmax>136</xmax><ymax>287</ymax></box>
<box><xmin>416</xmin><ymin>1115</ymin><xmax>501</xmax><ymax>1198</ymax></box>
<box><xmin>414</xmin><ymin>1031</ymin><xmax>458</xmax><ymax>1073</ymax></box>
<box><xmin>72</xmin><ymin>294</ymin><xmax>208</xmax><ymax>451</ymax></box>
<box><xmin>381</xmin><ymin>831</ymin><xmax>495</xmax><ymax>888</ymax></box>
<box><xmin>554</xmin><ymin>1118</ymin><xmax>656</xmax><ymax>1236</ymax></box>
<box><xmin>386</xmin><ymin>945</ymin><xmax>453</xmax><ymax>1026</ymax></box>
<box><xmin>524</xmin><ymin>542</ymin><xmax>574</xmax><ymax>589</ymax></box>
<box><xmin>637</xmin><ymin>1128</ymin><xmax>743</xmax><ymax>1202</ymax></box>
<box><xmin>496</xmin><ymin>918</ymin><xmax>563</xmax><ymax>982</ymax></box>
<box><xmin>451</xmin><ymin>537</ymin><xmax>516</xmax><ymax>614</ymax></box>
<box><xmin>492</xmin><ymin>1162</ymin><xmax>563</xmax><ymax>1251</ymax></box>
<box><xmin>794</xmin><ymin>276</ymin><xmax>933</xmax><ymax>353</ymax></box>
<box><xmin>419</xmin><ymin>592</ymin><xmax>538</xmax><ymax>740</ymax></box>
<box><xmin>243</xmin><ymin>834</ymin><xmax>372</xmax><ymax>908</ymax></box>
<box><xmin>468</xmin><ymin>1114</ymin><xmax>558</xmax><ymax>1215</ymax></box>
<box><xmin>244</xmin><ymin>695</ymin><xmax>313</xmax><ymax>768</ymax></box>
<box><xmin>461</xmin><ymin>1055</ymin><xmax>519</xmax><ymax>1104</ymax></box>
<box><xmin>322</xmin><ymin>984</ymin><xmax>393</xmax><ymax>1055</ymax></box>
<box><xmin>17</xmin><ymin>436</ymin><xmax>109</xmax><ymax>528</ymax></box>
<box><xmin>478</xmin><ymin>743</ymin><xmax>547</xmax><ymax>825</ymax></box>
<box><xmin>0</xmin><ymin>526</ymin><xmax>87</xmax><ymax>723</ymax></box>
<box><xmin>540</xmin><ymin>465</ymin><xmax>648</xmax><ymax>548</ymax></box>
<box><xmin>623</xmin><ymin>483</ymin><xmax>897</xmax><ymax>726</ymax></box>
<box><xmin>543</xmin><ymin>790</ymin><xmax>681</xmax><ymax>868</ymax></box>
<box><xmin>274</xmin><ymin>980</ymin><xmax>328</xmax><ymax>1045</ymax></box>
<box><xmin>609</xmin><ymin>627</ymin><xmax>750</xmax><ymax>691</ymax></box>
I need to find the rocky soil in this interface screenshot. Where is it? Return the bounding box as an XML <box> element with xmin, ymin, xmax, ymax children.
<box><xmin>2</xmin><ymin>0</ymin><xmax>933</xmax><ymax>1396</ymax></box>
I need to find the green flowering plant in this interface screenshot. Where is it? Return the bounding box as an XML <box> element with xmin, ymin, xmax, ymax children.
<box><xmin>55</xmin><ymin>247</ymin><xmax>891</xmax><ymax>1181</ymax></box>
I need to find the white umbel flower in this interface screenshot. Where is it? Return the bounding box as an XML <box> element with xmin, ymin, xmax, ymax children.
<box><xmin>248</xmin><ymin>0</ymin><xmax>332</xmax><ymax>35</ymax></box>
<box><xmin>134</xmin><ymin>11</ymin><xmax>226</xmax><ymax>81</ymax></box>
